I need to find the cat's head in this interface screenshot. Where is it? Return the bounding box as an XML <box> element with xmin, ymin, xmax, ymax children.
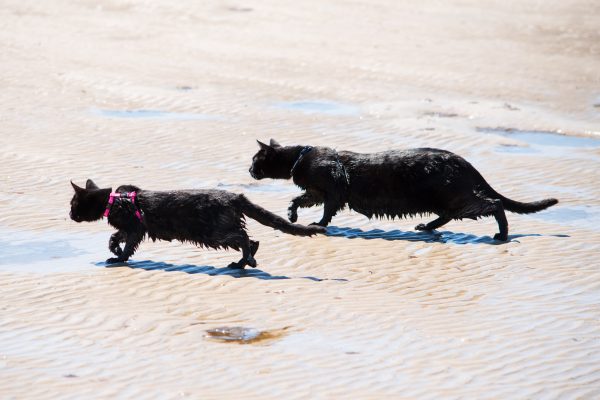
<box><xmin>69</xmin><ymin>179</ymin><xmax>112</xmax><ymax>222</ymax></box>
<box><xmin>249</xmin><ymin>138</ymin><xmax>290</xmax><ymax>180</ymax></box>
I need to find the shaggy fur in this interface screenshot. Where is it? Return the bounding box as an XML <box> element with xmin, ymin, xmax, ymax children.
<box><xmin>249</xmin><ymin>139</ymin><xmax>558</xmax><ymax>241</ymax></box>
<box><xmin>69</xmin><ymin>179</ymin><xmax>324</xmax><ymax>268</ymax></box>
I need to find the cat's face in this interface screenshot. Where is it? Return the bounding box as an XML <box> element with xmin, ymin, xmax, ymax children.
<box><xmin>69</xmin><ymin>179</ymin><xmax>111</xmax><ymax>222</ymax></box>
<box><xmin>249</xmin><ymin>139</ymin><xmax>288</xmax><ymax>180</ymax></box>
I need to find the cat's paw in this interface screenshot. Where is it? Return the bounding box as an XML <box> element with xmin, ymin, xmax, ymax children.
<box><xmin>493</xmin><ymin>233</ymin><xmax>508</xmax><ymax>242</ymax></box>
<box><xmin>287</xmin><ymin>208</ymin><xmax>298</xmax><ymax>223</ymax></box>
<box><xmin>309</xmin><ymin>221</ymin><xmax>327</xmax><ymax>227</ymax></box>
<box><xmin>105</xmin><ymin>257</ymin><xmax>126</xmax><ymax>264</ymax></box>
<box><xmin>109</xmin><ymin>246</ymin><xmax>123</xmax><ymax>256</ymax></box>
<box><xmin>415</xmin><ymin>223</ymin><xmax>429</xmax><ymax>231</ymax></box>
<box><xmin>227</xmin><ymin>261</ymin><xmax>244</xmax><ymax>270</ymax></box>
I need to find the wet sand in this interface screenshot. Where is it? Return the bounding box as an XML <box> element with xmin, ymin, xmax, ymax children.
<box><xmin>1</xmin><ymin>0</ymin><xmax>600</xmax><ymax>398</ymax></box>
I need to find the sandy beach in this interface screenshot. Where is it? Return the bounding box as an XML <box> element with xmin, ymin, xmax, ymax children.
<box><xmin>1</xmin><ymin>0</ymin><xmax>600</xmax><ymax>398</ymax></box>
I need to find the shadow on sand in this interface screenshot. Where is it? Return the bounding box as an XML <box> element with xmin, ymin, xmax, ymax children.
<box><xmin>96</xmin><ymin>260</ymin><xmax>347</xmax><ymax>282</ymax></box>
<box><xmin>326</xmin><ymin>226</ymin><xmax>569</xmax><ymax>244</ymax></box>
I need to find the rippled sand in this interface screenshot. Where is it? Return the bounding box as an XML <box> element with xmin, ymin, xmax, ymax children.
<box><xmin>1</xmin><ymin>0</ymin><xmax>600</xmax><ymax>398</ymax></box>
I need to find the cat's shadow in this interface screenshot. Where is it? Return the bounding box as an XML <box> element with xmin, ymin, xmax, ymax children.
<box><xmin>326</xmin><ymin>226</ymin><xmax>569</xmax><ymax>244</ymax></box>
<box><xmin>95</xmin><ymin>259</ymin><xmax>347</xmax><ymax>282</ymax></box>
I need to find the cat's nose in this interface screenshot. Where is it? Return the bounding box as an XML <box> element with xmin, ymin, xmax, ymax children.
<box><xmin>69</xmin><ymin>211</ymin><xmax>79</xmax><ymax>222</ymax></box>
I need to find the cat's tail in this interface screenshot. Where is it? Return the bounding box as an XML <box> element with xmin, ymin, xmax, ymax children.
<box><xmin>499</xmin><ymin>195</ymin><xmax>558</xmax><ymax>214</ymax></box>
<box><xmin>238</xmin><ymin>195</ymin><xmax>326</xmax><ymax>236</ymax></box>
<box><xmin>485</xmin><ymin>185</ymin><xmax>558</xmax><ymax>214</ymax></box>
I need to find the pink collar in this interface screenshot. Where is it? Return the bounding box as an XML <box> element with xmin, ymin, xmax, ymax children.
<box><xmin>104</xmin><ymin>191</ymin><xmax>144</xmax><ymax>222</ymax></box>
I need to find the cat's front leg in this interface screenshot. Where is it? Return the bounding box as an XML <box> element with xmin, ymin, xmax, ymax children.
<box><xmin>288</xmin><ymin>191</ymin><xmax>323</xmax><ymax>223</ymax></box>
<box><xmin>287</xmin><ymin>203</ymin><xmax>298</xmax><ymax>223</ymax></box>
<box><xmin>106</xmin><ymin>229</ymin><xmax>144</xmax><ymax>264</ymax></box>
<box><xmin>108</xmin><ymin>231</ymin><xmax>126</xmax><ymax>257</ymax></box>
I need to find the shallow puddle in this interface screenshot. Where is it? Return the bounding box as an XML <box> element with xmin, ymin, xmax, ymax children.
<box><xmin>0</xmin><ymin>238</ymin><xmax>83</xmax><ymax>265</ymax></box>
<box><xmin>527</xmin><ymin>205</ymin><xmax>600</xmax><ymax>232</ymax></box>
<box><xmin>274</xmin><ymin>100</ymin><xmax>358</xmax><ymax>116</ymax></box>
<box><xmin>91</xmin><ymin>108</ymin><xmax>221</xmax><ymax>121</ymax></box>
<box><xmin>478</xmin><ymin>127</ymin><xmax>600</xmax><ymax>148</ymax></box>
<box><xmin>0</xmin><ymin>229</ymin><xmax>106</xmax><ymax>274</ymax></box>
<box><xmin>205</xmin><ymin>326</ymin><xmax>288</xmax><ymax>344</ymax></box>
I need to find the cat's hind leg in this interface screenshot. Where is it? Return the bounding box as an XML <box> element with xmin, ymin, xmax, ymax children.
<box><xmin>415</xmin><ymin>216</ymin><xmax>451</xmax><ymax>231</ymax></box>
<box><xmin>227</xmin><ymin>232</ymin><xmax>257</xmax><ymax>269</ymax></box>
<box><xmin>460</xmin><ymin>196</ymin><xmax>509</xmax><ymax>241</ymax></box>
<box><xmin>312</xmin><ymin>196</ymin><xmax>344</xmax><ymax>227</ymax></box>
<box><xmin>490</xmin><ymin>199</ymin><xmax>509</xmax><ymax>241</ymax></box>
<box><xmin>250</xmin><ymin>240</ymin><xmax>259</xmax><ymax>257</ymax></box>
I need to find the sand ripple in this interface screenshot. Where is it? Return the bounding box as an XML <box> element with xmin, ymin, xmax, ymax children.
<box><xmin>2</xmin><ymin>0</ymin><xmax>600</xmax><ymax>398</ymax></box>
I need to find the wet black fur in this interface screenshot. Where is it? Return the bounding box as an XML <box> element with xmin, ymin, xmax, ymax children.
<box><xmin>249</xmin><ymin>139</ymin><xmax>558</xmax><ymax>241</ymax></box>
<box><xmin>69</xmin><ymin>179</ymin><xmax>324</xmax><ymax>268</ymax></box>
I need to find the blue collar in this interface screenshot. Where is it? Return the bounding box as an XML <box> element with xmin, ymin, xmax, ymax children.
<box><xmin>290</xmin><ymin>146</ymin><xmax>313</xmax><ymax>177</ymax></box>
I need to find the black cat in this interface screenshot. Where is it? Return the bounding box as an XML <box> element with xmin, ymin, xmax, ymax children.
<box><xmin>69</xmin><ymin>179</ymin><xmax>325</xmax><ymax>268</ymax></box>
<box><xmin>249</xmin><ymin>139</ymin><xmax>558</xmax><ymax>241</ymax></box>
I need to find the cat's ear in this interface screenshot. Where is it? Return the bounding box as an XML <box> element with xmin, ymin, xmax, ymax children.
<box><xmin>257</xmin><ymin>140</ymin><xmax>271</xmax><ymax>151</ymax></box>
<box><xmin>85</xmin><ymin>179</ymin><xmax>99</xmax><ymax>190</ymax></box>
<box><xmin>269</xmin><ymin>139</ymin><xmax>281</xmax><ymax>148</ymax></box>
<box><xmin>71</xmin><ymin>181</ymin><xmax>85</xmax><ymax>194</ymax></box>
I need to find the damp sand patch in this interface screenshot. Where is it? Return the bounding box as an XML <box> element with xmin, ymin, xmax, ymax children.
<box><xmin>91</xmin><ymin>108</ymin><xmax>223</xmax><ymax>121</ymax></box>
<box><xmin>273</xmin><ymin>100</ymin><xmax>359</xmax><ymax>116</ymax></box>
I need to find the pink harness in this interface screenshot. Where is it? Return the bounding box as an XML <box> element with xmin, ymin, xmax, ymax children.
<box><xmin>104</xmin><ymin>191</ymin><xmax>144</xmax><ymax>222</ymax></box>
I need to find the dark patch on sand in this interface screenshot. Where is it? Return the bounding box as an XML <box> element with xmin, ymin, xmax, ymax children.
<box><xmin>205</xmin><ymin>326</ymin><xmax>289</xmax><ymax>343</ymax></box>
<box><xmin>227</xmin><ymin>6</ymin><xmax>253</xmax><ymax>12</ymax></box>
<box><xmin>422</xmin><ymin>111</ymin><xmax>459</xmax><ymax>118</ymax></box>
